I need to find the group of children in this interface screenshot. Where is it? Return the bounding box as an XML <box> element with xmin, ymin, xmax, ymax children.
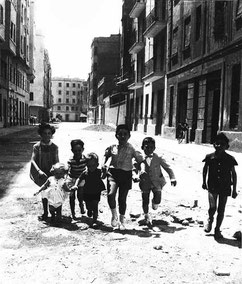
<box><xmin>30</xmin><ymin>122</ymin><xmax>238</xmax><ymax>239</ymax></box>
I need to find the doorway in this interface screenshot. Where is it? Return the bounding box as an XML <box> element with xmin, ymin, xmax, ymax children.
<box><xmin>204</xmin><ymin>72</ymin><xmax>221</xmax><ymax>143</ymax></box>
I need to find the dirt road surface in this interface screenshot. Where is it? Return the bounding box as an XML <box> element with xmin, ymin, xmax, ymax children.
<box><xmin>0</xmin><ymin>123</ymin><xmax>241</xmax><ymax>284</ymax></box>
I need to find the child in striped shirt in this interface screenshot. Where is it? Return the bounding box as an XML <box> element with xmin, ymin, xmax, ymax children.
<box><xmin>66</xmin><ymin>139</ymin><xmax>87</xmax><ymax>220</ymax></box>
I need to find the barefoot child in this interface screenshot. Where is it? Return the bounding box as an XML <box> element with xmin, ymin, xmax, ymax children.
<box><xmin>34</xmin><ymin>163</ymin><xmax>72</xmax><ymax>223</ymax></box>
<box><xmin>73</xmin><ymin>153</ymin><xmax>105</xmax><ymax>227</ymax></box>
<box><xmin>202</xmin><ymin>132</ymin><xmax>238</xmax><ymax>239</ymax></box>
<box><xmin>102</xmin><ymin>124</ymin><xmax>143</xmax><ymax>230</ymax></box>
<box><xmin>30</xmin><ymin>123</ymin><xmax>59</xmax><ymax>221</ymax></box>
<box><xmin>139</xmin><ymin>137</ymin><xmax>176</xmax><ymax>225</ymax></box>
<box><xmin>66</xmin><ymin>139</ymin><xmax>87</xmax><ymax>220</ymax></box>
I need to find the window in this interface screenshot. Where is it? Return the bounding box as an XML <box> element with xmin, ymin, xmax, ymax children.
<box><xmin>66</xmin><ymin>91</ymin><xmax>69</xmax><ymax>95</ymax></box>
<box><xmin>57</xmin><ymin>106</ymin><xmax>61</xmax><ymax>110</ymax></box>
<box><xmin>72</xmin><ymin>91</ymin><xmax>75</xmax><ymax>96</ymax></box>
<box><xmin>184</xmin><ymin>16</ymin><xmax>191</xmax><ymax>48</ymax></box>
<box><xmin>169</xmin><ymin>87</ymin><xmax>174</xmax><ymax>127</ymax></box>
<box><xmin>66</xmin><ymin>106</ymin><xmax>69</xmax><ymax>111</ymax></box>
<box><xmin>172</xmin><ymin>27</ymin><xmax>178</xmax><ymax>55</ymax></box>
<box><xmin>66</xmin><ymin>83</ymin><xmax>69</xmax><ymax>87</ymax></box>
<box><xmin>58</xmin><ymin>90</ymin><xmax>61</xmax><ymax>95</ymax></box>
<box><xmin>230</xmin><ymin>64</ymin><xmax>241</xmax><ymax>129</ymax></box>
<box><xmin>72</xmin><ymin>83</ymin><xmax>75</xmax><ymax>87</ymax></box>
<box><xmin>78</xmin><ymin>84</ymin><xmax>80</xmax><ymax>88</ymax></box>
<box><xmin>58</xmin><ymin>98</ymin><xmax>61</xmax><ymax>103</ymax></box>
<box><xmin>10</xmin><ymin>22</ymin><xmax>16</xmax><ymax>42</ymax></box>
<box><xmin>237</xmin><ymin>0</ymin><xmax>242</xmax><ymax>16</ymax></box>
<box><xmin>58</xmin><ymin>82</ymin><xmax>62</xmax><ymax>87</ymax></box>
<box><xmin>0</xmin><ymin>5</ymin><xmax>4</xmax><ymax>25</ymax></box>
<box><xmin>72</xmin><ymin>99</ymin><xmax>75</xmax><ymax>104</ymax></box>
<box><xmin>195</xmin><ymin>6</ymin><xmax>201</xmax><ymax>41</ymax></box>
<box><xmin>214</xmin><ymin>1</ymin><xmax>227</xmax><ymax>41</ymax></box>
<box><xmin>66</xmin><ymin>99</ymin><xmax>69</xmax><ymax>103</ymax></box>
<box><xmin>30</xmin><ymin>92</ymin><xmax>33</xmax><ymax>101</ymax></box>
<box><xmin>236</xmin><ymin>0</ymin><xmax>242</xmax><ymax>29</ymax></box>
<box><xmin>71</xmin><ymin>106</ymin><xmax>74</xmax><ymax>111</ymax></box>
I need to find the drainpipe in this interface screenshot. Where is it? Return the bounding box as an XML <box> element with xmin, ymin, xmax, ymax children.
<box><xmin>161</xmin><ymin>19</ymin><xmax>169</xmax><ymax>136</ymax></box>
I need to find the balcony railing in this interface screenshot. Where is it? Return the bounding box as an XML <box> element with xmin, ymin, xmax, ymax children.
<box><xmin>129</xmin><ymin>0</ymin><xmax>146</xmax><ymax>18</ymax></box>
<box><xmin>144</xmin><ymin>6</ymin><xmax>166</xmax><ymax>38</ymax></box>
<box><xmin>143</xmin><ymin>57</ymin><xmax>164</xmax><ymax>82</ymax></box>
<box><xmin>129</xmin><ymin>29</ymin><xmax>145</xmax><ymax>54</ymax></box>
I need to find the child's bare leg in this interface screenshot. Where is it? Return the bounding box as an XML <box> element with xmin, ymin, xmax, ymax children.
<box><xmin>69</xmin><ymin>193</ymin><xmax>76</xmax><ymax>219</ymax></box>
<box><xmin>152</xmin><ymin>191</ymin><xmax>161</xmax><ymax>210</ymax></box>
<box><xmin>204</xmin><ymin>192</ymin><xmax>217</xmax><ymax>232</ymax></box>
<box><xmin>56</xmin><ymin>206</ymin><xmax>62</xmax><ymax>223</ymax></box>
<box><xmin>142</xmin><ymin>192</ymin><xmax>150</xmax><ymax>214</ymax></box>
<box><xmin>215</xmin><ymin>195</ymin><xmax>227</xmax><ymax>238</ymax></box>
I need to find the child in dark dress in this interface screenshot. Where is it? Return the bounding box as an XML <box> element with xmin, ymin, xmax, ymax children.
<box><xmin>73</xmin><ymin>153</ymin><xmax>105</xmax><ymax>227</ymax></box>
<box><xmin>30</xmin><ymin>123</ymin><xmax>59</xmax><ymax>221</ymax></box>
<box><xmin>202</xmin><ymin>132</ymin><xmax>238</xmax><ymax>239</ymax></box>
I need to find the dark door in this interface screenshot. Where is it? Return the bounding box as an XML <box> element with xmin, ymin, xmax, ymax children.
<box><xmin>155</xmin><ymin>89</ymin><xmax>164</xmax><ymax>135</ymax></box>
<box><xmin>144</xmin><ymin>94</ymin><xmax>149</xmax><ymax>133</ymax></box>
<box><xmin>204</xmin><ymin>88</ymin><xmax>220</xmax><ymax>143</ymax></box>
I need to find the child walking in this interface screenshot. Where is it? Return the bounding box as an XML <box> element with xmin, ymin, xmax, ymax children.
<box><xmin>73</xmin><ymin>152</ymin><xmax>105</xmax><ymax>227</ymax></box>
<box><xmin>34</xmin><ymin>163</ymin><xmax>72</xmax><ymax>223</ymax></box>
<box><xmin>30</xmin><ymin>122</ymin><xmax>59</xmax><ymax>221</ymax></box>
<box><xmin>202</xmin><ymin>132</ymin><xmax>238</xmax><ymax>239</ymax></box>
<box><xmin>66</xmin><ymin>139</ymin><xmax>87</xmax><ymax>220</ymax></box>
<box><xmin>102</xmin><ymin>124</ymin><xmax>143</xmax><ymax>230</ymax></box>
<box><xmin>139</xmin><ymin>137</ymin><xmax>177</xmax><ymax>225</ymax></box>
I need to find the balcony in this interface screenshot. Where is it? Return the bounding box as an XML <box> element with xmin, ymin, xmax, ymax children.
<box><xmin>128</xmin><ymin>70</ymin><xmax>143</xmax><ymax>90</ymax></box>
<box><xmin>143</xmin><ymin>7</ymin><xmax>166</xmax><ymax>38</ymax></box>
<box><xmin>129</xmin><ymin>0</ymin><xmax>146</xmax><ymax>18</ymax></box>
<box><xmin>129</xmin><ymin>29</ymin><xmax>145</xmax><ymax>54</ymax></box>
<box><xmin>142</xmin><ymin>58</ymin><xmax>164</xmax><ymax>82</ymax></box>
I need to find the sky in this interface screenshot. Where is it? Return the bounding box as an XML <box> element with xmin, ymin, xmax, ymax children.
<box><xmin>34</xmin><ymin>0</ymin><xmax>123</xmax><ymax>80</ymax></box>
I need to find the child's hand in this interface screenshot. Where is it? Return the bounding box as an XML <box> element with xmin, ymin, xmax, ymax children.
<box><xmin>202</xmin><ymin>183</ymin><xmax>207</xmax><ymax>190</ymax></box>
<box><xmin>232</xmin><ymin>191</ymin><xmax>238</xmax><ymax>199</ymax></box>
<box><xmin>132</xmin><ymin>173</ymin><xmax>140</xmax><ymax>183</ymax></box>
<box><xmin>171</xmin><ymin>180</ymin><xmax>177</xmax><ymax>186</ymax></box>
<box><xmin>139</xmin><ymin>170</ymin><xmax>147</xmax><ymax>177</ymax></box>
<box><xmin>71</xmin><ymin>185</ymin><xmax>78</xmax><ymax>191</ymax></box>
<box><xmin>101</xmin><ymin>165</ymin><xmax>108</xmax><ymax>179</ymax></box>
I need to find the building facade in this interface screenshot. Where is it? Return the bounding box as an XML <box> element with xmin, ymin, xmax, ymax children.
<box><xmin>88</xmin><ymin>34</ymin><xmax>121</xmax><ymax>125</ymax></box>
<box><xmin>164</xmin><ymin>0</ymin><xmax>242</xmax><ymax>149</ymax></box>
<box><xmin>0</xmin><ymin>0</ymin><xmax>34</xmax><ymax>128</ymax></box>
<box><xmin>29</xmin><ymin>29</ymin><xmax>52</xmax><ymax>123</ymax></box>
<box><xmin>51</xmin><ymin>77</ymin><xmax>88</xmax><ymax>122</ymax></box>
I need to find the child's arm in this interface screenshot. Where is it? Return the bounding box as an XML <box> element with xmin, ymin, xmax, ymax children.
<box><xmin>31</xmin><ymin>152</ymin><xmax>47</xmax><ymax>177</ymax></box>
<box><xmin>231</xmin><ymin>166</ymin><xmax>238</xmax><ymax>199</ymax></box>
<box><xmin>202</xmin><ymin>163</ymin><xmax>208</xmax><ymax>189</ymax></box>
<box><xmin>34</xmin><ymin>179</ymin><xmax>50</xmax><ymax>196</ymax></box>
<box><xmin>160</xmin><ymin>157</ymin><xmax>177</xmax><ymax>186</ymax></box>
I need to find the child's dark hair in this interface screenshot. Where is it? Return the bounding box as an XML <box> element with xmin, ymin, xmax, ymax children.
<box><xmin>71</xmin><ymin>139</ymin><xmax>84</xmax><ymax>149</ymax></box>
<box><xmin>214</xmin><ymin>132</ymin><xmax>229</xmax><ymax>149</ymax></box>
<box><xmin>86</xmin><ymin>152</ymin><xmax>99</xmax><ymax>163</ymax></box>
<box><xmin>141</xmin><ymin>137</ymin><xmax>156</xmax><ymax>149</ymax></box>
<box><xmin>115</xmin><ymin>124</ymin><xmax>130</xmax><ymax>135</ymax></box>
<box><xmin>38</xmin><ymin>122</ymin><xmax>55</xmax><ymax>135</ymax></box>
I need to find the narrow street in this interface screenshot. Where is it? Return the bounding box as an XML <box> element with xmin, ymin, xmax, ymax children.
<box><xmin>0</xmin><ymin>123</ymin><xmax>241</xmax><ymax>284</ymax></box>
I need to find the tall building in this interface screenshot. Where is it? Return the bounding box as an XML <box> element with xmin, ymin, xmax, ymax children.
<box><xmin>164</xmin><ymin>0</ymin><xmax>242</xmax><ymax>147</ymax></box>
<box><xmin>0</xmin><ymin>0</ymin><xmax>34</xmax><ymax>128</ymax></box>
<box><xmin>29</xmin><ymin>29</ymin><xmax>52</xmax><ymax>123</ymax></box>
<box><xmin>51</xmin><ymin>77</ymin><xmax>88</xmax><ymax>122</ymax></box>
<box><xmin>89</xmin><ymin>34</ymin><xmax>120</xmax><ymax>124</ymax></box>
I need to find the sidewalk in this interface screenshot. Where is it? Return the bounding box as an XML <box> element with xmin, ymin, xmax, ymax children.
<box><xmin>0</xmin><ymin>125</ymin><xmax>35</xmax><ymax>138</ymax></box>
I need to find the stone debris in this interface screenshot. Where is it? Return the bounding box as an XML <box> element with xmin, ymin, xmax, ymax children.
<box><xmin>213</xmin><ymin>268</ymin><xmax>230</xmax><ymax>276</ymax></box>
